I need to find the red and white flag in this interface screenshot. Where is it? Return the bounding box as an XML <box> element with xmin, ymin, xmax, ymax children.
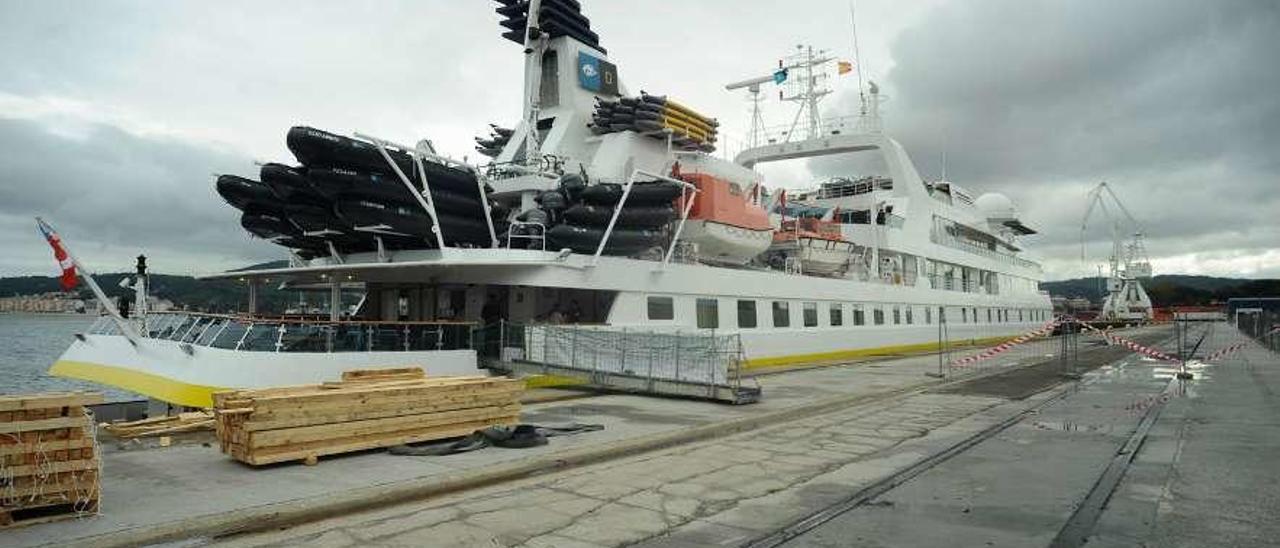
<box><xmin>37</xmin><ymin>219</ymin><xmax>78</xmax><ymax>291</ymax></box>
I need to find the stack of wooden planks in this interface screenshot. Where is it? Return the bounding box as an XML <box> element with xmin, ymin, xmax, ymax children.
<box><xmin>0</xmin><ymin>392</ymin><xmax>102</xmax><ymax>528</ymax></box>
<box><xmin>213</xmin><ymin>368</ymin><xmax>523</xmax><ymax>465</ymax></box>
<box><xmin>100</xmin><ymin>410</ymin><xmax>214</xmax><ymax>439</ymax></box>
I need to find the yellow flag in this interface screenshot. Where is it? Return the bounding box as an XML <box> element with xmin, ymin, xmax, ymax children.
<box><xmin>838</xmin><ymin>60</ymin><xmax>854</xmax><ymax>75</ymax></box>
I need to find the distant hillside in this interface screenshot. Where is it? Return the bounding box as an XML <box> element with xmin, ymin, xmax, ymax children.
<box><xmin>1042</xmin><ymin>275</ymin><xmax>1280</xmax><ymax>307</ymax></box>
<box><xmin>0</xmin><ymin>272</ymin><xmax>295</xmax><ymax>313</ymax></box>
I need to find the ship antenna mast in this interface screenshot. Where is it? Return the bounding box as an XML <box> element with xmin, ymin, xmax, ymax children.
<box><xmin>777</xmin><ymin>45</ymin><xmax>834</xmax><ymax>141</ymax></box>
<box><xmin>849</xmin><ymin>0</ymin><xmax>866</xmax><ymax>116</ymax></box>
<box><xmin>519</xmin><ymin>0</ymin><xmax>547</xmax><ymax>161</ymax></box>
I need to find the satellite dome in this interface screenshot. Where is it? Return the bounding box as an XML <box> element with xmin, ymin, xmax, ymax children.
<box><xmin>975</xmin><ymin>192</ymin><xmax>1017</xmax><ymax>220</ymax></box>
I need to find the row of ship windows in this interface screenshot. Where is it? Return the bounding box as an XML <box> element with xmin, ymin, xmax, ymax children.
<box><xmin>646</xmin><ymin>296</ymin><xmax>1050</xmax><ymax>330</ymax></box>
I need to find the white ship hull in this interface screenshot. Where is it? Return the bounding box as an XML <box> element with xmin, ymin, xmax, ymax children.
<box><xmin>51</xmin><ymin>240</ymin><xmax>1052</xmax><ymax>407</ymax></box>
<box><xmin>50</xmin><ymin>333</ymin><xmax>479</xmax><ymax>407</ymax></box>
<box><xmin>238</xmin><ymin>248</ymin><xmax>1054</xmax><ymax>367</ymax></box>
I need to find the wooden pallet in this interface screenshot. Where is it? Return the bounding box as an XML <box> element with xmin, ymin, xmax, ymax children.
<box><xmin>100</xmin><ymin>410</ymin><xmax>214</xmax><ymax>439</ymax></box>
<box><xmin>213</xmin><ymin>369</ymin><xmax>523</xmax><ymax>465</ymax></box>
<box><xmin>0</xmin><ymin>392</ymin><xmax>103</xmax><ymax>529</ymax></box>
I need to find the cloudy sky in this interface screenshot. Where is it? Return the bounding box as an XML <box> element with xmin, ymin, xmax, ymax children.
<box><xmin>1</xmin><ymin>0</ymin><xmax>1276</xmax><ymax>280</ymax></box>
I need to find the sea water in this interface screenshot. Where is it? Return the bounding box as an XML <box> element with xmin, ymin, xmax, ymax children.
<box><xmin>0</xmin><ymin>313</ymin><xmax>140</xmax><ymax>402</ymax></box>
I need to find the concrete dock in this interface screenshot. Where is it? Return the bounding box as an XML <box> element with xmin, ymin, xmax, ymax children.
<box><xmin>14</xmin><ymin>323</ymin><xmax>1277</xmax><ymax>547</ymax></box>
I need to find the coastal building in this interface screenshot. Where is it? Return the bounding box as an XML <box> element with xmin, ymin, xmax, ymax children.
<box><xmin>0</xmin><ymin>293</ymin><xmax>87</xmax><ymax>314</ymax></box>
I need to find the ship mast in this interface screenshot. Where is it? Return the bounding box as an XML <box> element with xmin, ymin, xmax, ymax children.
<box><xmin>519</xmin><ymin>0</ymin><xmax>546</xmax><ymax>161</ymax></box>
<box><xmin>780</xmin><ymin>45</ymin><xmax>834</xmax><ymax>142</ymax></box>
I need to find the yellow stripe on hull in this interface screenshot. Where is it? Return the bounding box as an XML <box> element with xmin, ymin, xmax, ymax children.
<box><xmin>522</xmin><ymin>374</ymin><xmax>587</xmax><ymax>389</ymax></box>
<box><xmin>51</xmin><ymin>359</ymin><xmax>587</xmax><ymax>404</ymax></box>
<box><xmin>742</xmin><ymin>335</ymin><xmax>1018</xmax><ymax>370</ymax></box>
<box><xmin>50</xmin><ymin>336</ymin><xmax>1022</xmax><ymax>405</ymax></box>
<box><xmin>49</xmin><ymin>360</ymin><xmax>227</xmax><ymax>408</ymax></box>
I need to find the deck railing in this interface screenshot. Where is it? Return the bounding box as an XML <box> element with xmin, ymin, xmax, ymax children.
<box><xmin>87</xmin><ymin>312</ymin><xmax>475</xmax><ymax>353</ymax></box>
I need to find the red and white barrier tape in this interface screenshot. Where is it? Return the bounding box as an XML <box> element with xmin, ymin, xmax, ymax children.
<box><xmin>1202</xmin><ymin>341</ymin><xmax>1250</xmax><ymax>362</ymax></box>
<box><xmin>950</xmin><ymin>317</ymin><xmax>1060</xmax><ymax>367</ymax></box>
<box><xmin>1075</xmin><ymin>321</ymin><xmax>1179</xmax><ymax>362</ymax></box>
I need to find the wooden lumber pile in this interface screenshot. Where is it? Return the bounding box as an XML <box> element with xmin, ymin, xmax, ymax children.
<box><xmin>213</xmin><ymin>368</ymin><xmax>523</xmax><ymax>465</ymax></box>
<box><xmin>100</xmin><ymin>411</ymin><xmax>214</xmax><ymax>439</ymax></box>
<box><xmin>0</xmin><ymin>392</ymin><xmax>102</xmax><ymax>528</ymax></box>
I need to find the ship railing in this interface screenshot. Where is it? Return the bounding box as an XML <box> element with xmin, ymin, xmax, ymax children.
<box><xmin>590</xmin><ymin>168</ymin><xmax>700</xmax><ymax>269</ymax></box>
<box><xmin>355</xmin><ymin>131</ymin><xmax>499</xmax><ymax>249</ymax></box>
<box><xmin>930</xmin><ymin>225</ymin><xmax>1039</xmax><ymax>269</ymax></box>
<box><xmin>752</xmin><ymin>114</ymin><xmax>881</xmax><ymax>146</ymax></box>
<box><xmin>484</xmin><ymin>155</ymin><xmax>566</xmax><ymax>181</ymax></box>
<box><xmin>505</xmin><ymin>221</ymin><xmax>547</xmax><ymax>250</ymax></box>
<box><xmin>474</xmin><ymin>321</ymin><xmax>758</xmax><ymax>403</ymax></box>
<box><xmin>923</xmin><ymin>274</ymin><xmax>1002</xmax><ymax>295</ymax></box>
<box><xmin>86</xmin><ymin>311</ymin><xmax>475</xmax><ymax>353</ymax></box>
<box><xmin>814</xmin><ymin>176</ymin><xmax>893</xmax><ymax>199</ymax></box>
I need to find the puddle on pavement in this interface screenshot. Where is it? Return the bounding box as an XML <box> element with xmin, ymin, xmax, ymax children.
<box><xmin>1030</xmin><ymin>420</ymin><xmax>1118</xmax><ymax>433</ymax></box>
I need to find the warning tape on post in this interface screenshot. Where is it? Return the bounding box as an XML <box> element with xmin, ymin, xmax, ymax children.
<box><xmin>950</xmin><ymin>317</ymin><xmax>1061</xmax><ymax>368</ymax></box>
<box><xmin>1074</xmin><ymin>321</ymin><xmax>1180</xmax><ymax>362</ymax></box>
<box><xmin>1201</xmin><ymin>341</ymin><xmax>1250</xmax><ymax>362</ymax></box>
<box><xmin>1077</xmin><ymin>320</ymin><xmax>1261</xmax><ymax>363</ymax></box>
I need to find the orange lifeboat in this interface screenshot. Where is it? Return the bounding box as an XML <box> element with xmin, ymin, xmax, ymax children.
<box><xmin>773</xmin><ymin>217</ymin><xmax>844</xmax><ymax>243</ymax></box>
<box><xmin>673</xmin><ymin>172</ymin><xmax>773</xmax><ymax>265</ymax></box>
<box><xmin>767</xmin><ymin>210</ymin><xmax>857</xmax><ymax>276</ymax></box>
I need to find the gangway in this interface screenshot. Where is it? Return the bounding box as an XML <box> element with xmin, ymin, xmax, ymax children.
<box><xmin>477</xmin><ymin>322</ymin><xmax>761</xmax><ymax>404</ymax></box>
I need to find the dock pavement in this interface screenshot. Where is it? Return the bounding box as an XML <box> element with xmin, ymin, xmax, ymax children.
<box><xmin>8</xmin><ymin>325</ymin><xmax>1173</xmax><ymax>547</ymax></box>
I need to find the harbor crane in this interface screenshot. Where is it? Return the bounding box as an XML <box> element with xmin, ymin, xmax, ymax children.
<box><xmin>1081</xmin><ymin>182</ymin><xmax>1154</xmax><ymax>321</ymax></box>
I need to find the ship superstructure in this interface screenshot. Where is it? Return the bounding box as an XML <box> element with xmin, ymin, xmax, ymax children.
<box><xmin>50</xmin><ymin>1</ymin><xmax>1052</xmax><ymax>407</ymax></box>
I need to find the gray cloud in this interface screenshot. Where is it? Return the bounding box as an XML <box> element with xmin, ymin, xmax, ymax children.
<box><xmin>1</xmin><ymin>1</ymin><xmax>1276</xmax><ymax>280</ymax></box>
<box><xmin>812</xmin><ymin>0</ymin><xmax>1280</xmax><ymax>278</ymax></box>
<box><xmin>0</xmin><ymin>118</ymin><xmax>279</xmax><ymax>276</ymax></box>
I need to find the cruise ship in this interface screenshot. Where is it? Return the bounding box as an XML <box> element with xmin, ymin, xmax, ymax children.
<box><xmin>51</xmin><ymin>0</ymin><xmax>1052</xmax><ymax>407</ymax></box>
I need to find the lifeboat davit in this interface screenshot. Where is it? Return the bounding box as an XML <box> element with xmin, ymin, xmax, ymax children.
<box><xmin>673</xmin><ymin>173</ymin><xmax>773</xmax><ymax>265</ymax></box>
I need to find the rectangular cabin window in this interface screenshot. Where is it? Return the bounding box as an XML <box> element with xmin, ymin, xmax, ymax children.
<box><xmin>987</xmin><ymin>308</ymin><xmax>993</xmax><ymax>323</ymax></box>
<box><xmin>647</xmin><ymin>296</ymin><xmax>674</xmax><ymax>321</ymax></box>
<box><xmin>772</xmin><ymin>301</ymin><xmax>791</xmax><ymax>328</ymax></box>
<box><xmin>892</xmin><ymin>306</ymin><xmax>901</xmax><ymax>325</ymax></box>
<box><xmin>803</xmin><ymin>302</ymin><xmax>818</xmax><ymax>327</ymax></box>
<box><xmin>961</xmin><ymin>307</ymin><xmax>968</xmax><ymax>323</ymax></box>
<box><xmin>853</xmin><ymin>304</ymin><xmax>866</xmax><ymax>326</ymax></box>
<box><xmin>830</xmin><ymin>303</ymin><xmax>843</xmax><ymax>326</ymax></box>
<box><xmin>873</xmin><ymin>307</ymin><xmax>885</xmax><ymax>325</ymax></box>
<box><xmin>906</xmin><ymin>306</ymin><xmax>914</xmax><ymax>324</ymax></box>
<box><xmin>539</xmin><ymin>50</ymin><xmax>559</xmax><ymax>107</ymax></box>
<box><xmin>737</xmin><ymin>300</ymin><xmax>757</xmax><ymax>328</ymax></box>
<box><xmin>696</xmin><ymin>298</ymin><xmax>719</xmax><ymax>329</ymax></box>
